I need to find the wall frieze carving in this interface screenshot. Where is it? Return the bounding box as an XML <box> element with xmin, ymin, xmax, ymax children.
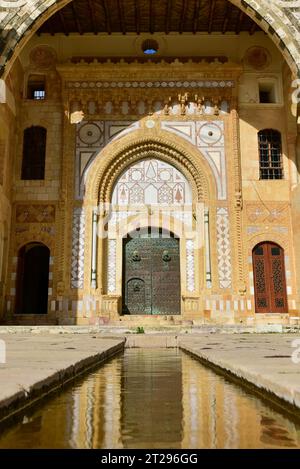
<box><xmin>75</xmin><ymin>120</ymin><xmax>140</xmax><ymax>199</ymax></box>
<box><xmin>66</xmin><ymin>79</ymin><xmax>235</xmax><ymax>90</ymax></box>
<box><xmin>71</xmin><ymin>207</ymin><xmax>86</xmax><ymax>289</ymax></box>
<box><xmin>76</xmin><ymin>119</ymin><xmax>226</xmax><ymax>201</ymax></box>
<box><xmin>15</xmin><ymin>204</ymin><xmax>56</xmax><ymax>223</ymax></box>
<box><xmin>216</xmin><ymin>207</ymin><xmax>232</xmax><ymax>289</ymax></box>
<box><xmin>245</xmin><ymin>203</ymin><xmax>290</xmax><ymax>224</ymax></box>
<box><xmin>161</xmin><ymin>120</ymin><xmax>227</xmax><ymax>200</ymax></box>
<box><xmin>67</xmin><ymin>89</ymin><xmax>232</xmax><ymax>120</ymax></box>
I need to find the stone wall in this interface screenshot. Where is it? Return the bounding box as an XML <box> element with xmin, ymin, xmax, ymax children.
<box><xmin>0</xmin><ymin>1</ymin><xmax>300</xmax><ymax>325</ymax></box>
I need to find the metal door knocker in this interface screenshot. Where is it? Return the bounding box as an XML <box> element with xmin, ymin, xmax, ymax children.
<box><xmin>132</xmin><ymin>250</ymin><xmax>141</xmax><ymax>262</ymax></box>
<box><xmin>133</xmin><ymin>283</ymin><xmax>141</xmax><ymax>292</ymax></box>
<box><xmin>162</xmin><ymin>250</ymin><xmax>171</xmax><ymax>262</ymax></box>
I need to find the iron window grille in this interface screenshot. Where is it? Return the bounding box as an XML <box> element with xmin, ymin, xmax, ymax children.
<box><xmin>258</xmin><ymin>129</ymin><xmax>283</xmax><ymax>180</ymax></box>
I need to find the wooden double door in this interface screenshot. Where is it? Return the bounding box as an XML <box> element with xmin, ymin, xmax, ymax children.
<box><xmin>252</xmin><ymin>242</ymin><xmax>288</xmax><ymax>314</ymax></box>
<box><xmin>123</xmin><ymin>229</ymin><xmax>181</xmax><ymax>315</ymax></box>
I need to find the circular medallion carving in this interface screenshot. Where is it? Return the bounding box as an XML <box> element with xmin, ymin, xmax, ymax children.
<box><xmin>29</xmin><ymin>46</ymin><xmax>57</xmax><ymax>69</ymax></box>
<box><xmin>145</xmin><ymin>119</ymin><xmax>155</xmax><ymax>129</ymax></box>
<box><xmin>244</xmin><ymin>46</ymin><xmax>271</xmax><ymax>70</ymax></box>
<box><xmin>78</xmin><ymin>123</ymin><xmax>103</xmax><ymax>145</ymax></box>
<box><xmin>198</xmin><ymin>123</ymin><xmax>222</xmax><ymax>145</ymax></box>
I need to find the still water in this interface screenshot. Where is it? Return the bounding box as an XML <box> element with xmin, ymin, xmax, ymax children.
<box><xmin>0</xmin><ymin>349</ymin><xmax>300</xmax><ymax>449</ymax></box>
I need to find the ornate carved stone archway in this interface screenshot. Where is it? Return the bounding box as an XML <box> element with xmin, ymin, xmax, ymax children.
<box><xmin>85</xmin><ymin>130</ymin><xmax>217</xmax><ymax>205</ymax></box>
<box><xmin>83</xmin><ymin>130</ymin><xmax>215</xmax><ymax>318</ymax></box>
<box><xmin>0</xmin><ymin>1</ymin><xmax>300</xmax><ymax>76</ymax></box>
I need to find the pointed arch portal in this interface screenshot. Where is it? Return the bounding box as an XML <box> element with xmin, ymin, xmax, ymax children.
<box><xmin>104</xmin><ymin>155</ymin><xmax>201</xmax><ymax>316</ymax></box>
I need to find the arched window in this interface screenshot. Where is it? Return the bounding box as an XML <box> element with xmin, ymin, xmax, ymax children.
<box><xmin>258</xmin><ymin>129</ymin><xmax>283</xmax><ymax>180</ymax></box>
<box><xmin>21</xmin><ymin>126</ymin><xmax>46</xmax><ymax>180</ymax></box>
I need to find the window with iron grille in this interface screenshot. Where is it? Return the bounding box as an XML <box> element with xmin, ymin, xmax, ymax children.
<box><xmin>258</xmin><ymin>129</ymin><xmax>283</xmax><ymax>180</ymax></box>
<box><xmin>21</xmin><ymin>126</ymin><xmax>46</xmax><ymax>180</ymax></box>
<box><xmin>27</xmin><ymin>75</ymin><xmax>46</xmax><ymax>100</ymax></box>
<box><xmin>33</xmin><ymin>90</ymin><xmax>45</xmax><ymax>100</ymax></box>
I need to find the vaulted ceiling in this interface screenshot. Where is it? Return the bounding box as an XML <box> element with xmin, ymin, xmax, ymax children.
<box><xmin>37</xmin><ymin>0</ymin><xmax>261</xmax><ymax>36</ymax></box>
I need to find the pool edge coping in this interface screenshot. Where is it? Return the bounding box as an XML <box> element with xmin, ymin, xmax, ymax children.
<box><xmin>0</xmin><ymin>340</ymin><xmax>125</xmax><ymax>426</ymax></box>
<box><xmin>179</xmin><ymin>343</ymin><xmax>300</xmax><ymax>421</ymax></box>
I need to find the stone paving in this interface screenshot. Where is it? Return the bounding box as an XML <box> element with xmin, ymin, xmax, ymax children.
<box><xmin>0</xmin><ymin>333</ymin><xmax>125</xmax><ymax>422</ymax></box>
<box><xmin>179</xmin><ymin>333</ymin><xmax>300</xmax><ymax>411</ymax></box>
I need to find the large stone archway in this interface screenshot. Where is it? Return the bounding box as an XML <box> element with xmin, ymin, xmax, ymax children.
<box><xmin>0</xmin><ymin>0</ymin><xmax>300</xmax><ymax>76</ymax></box>
<box><xmin>85</xmin><ymin>130</ymin><xmax>216</xmax><ymax>205</ymax></box>
<box><xmin>84</xmin><ymin>132</ymin><xmax>215</xmax><ymax>320</ymax></box>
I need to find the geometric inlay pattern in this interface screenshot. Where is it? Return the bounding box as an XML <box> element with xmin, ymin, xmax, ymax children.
<box><xmin>68</xmin><ymin>80</ymin><xmax>235</xmax><ymax>90</ymax></box>
<box><xmin>161</xmin><ymin>120</ymin><xmax>227</xmax><ymax>199</ymax></box>
<box><xmin>216</xmin><ymin>207</ymin><xmax>232</xmax><ymax>289</ymax></box>
<box><xmin>246</xmin><ymin>203</ymin><xmax>289</xmax><ymax>224</ymax></box>
<box><xmin>186</xmin><ymin>239</ymin><xmax>195</xmax><ymax>292</ymax></box>
<box><xmin>71</xmin><ymin>207</ymin><xmax>86</xmax><ymax>289</ymax></box>
<box><xmin>112</xmin><ymin>158</ymin><xmax>192</xmax><ymax>205</ymax></box>
<box><xmin>107</xmin><ymin>239</ymin><xmax>117</xmax><ymax>293</ymax></box>
<box><xmin>75</xmin><ymin>120</ymin><xmax>140</xmax><ymax>199</ymax></box>
<box><xmin>16</xmin><ymin>204</ymin><xmax>55</xmax><ymax>223</ymax></box>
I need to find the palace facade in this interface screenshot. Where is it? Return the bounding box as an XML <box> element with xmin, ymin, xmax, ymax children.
<box><xmin>0</xmin><ymin>0</ymin><xmax>300</xmax><ymax>326</ymax></box>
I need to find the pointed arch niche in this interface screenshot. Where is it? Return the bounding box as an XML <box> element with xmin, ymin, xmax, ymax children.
<box><xmin>105</xmin><ymin>156</ymin><xmax>201</xmax><ymax>317</ymax></box>
<box><xmin>86</xmin><ymin>136</ymin><xmax>216</xmax><ymax>319</ymax></box>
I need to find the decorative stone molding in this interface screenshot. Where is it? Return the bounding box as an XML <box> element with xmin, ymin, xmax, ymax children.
<box><xmin>216</xmin><ymin>207</ymin><xmax>232</xmax><ymax>289</ymax></box>
<box><xmin>161</xmin><ymin>120</ymin><xmax>227</xmax><ymax>200</ymax></box>
<box><xmin>71</xmin><ymin>207</ymin><xmax>85</xmax><ymax>289</ymax></box>
<box><xmin>107</xmin><ymin>239</ymin><xmax>117</xmax><ymax>294</ymax></box>
<box><xmin>85</xmin><ymin>130</ymin><xmax>217</xmax><ymax>204</ymax></box>
<box><xmin>29</xmin><ymin>45</ymin><xmax>57</xmax><ymax>69</ymax></box>
<box><xmin>186</xmin><ymin>239</ymin><xmax>196</xmax><ymax>293</ymax></box>
<box><xmin>77</xmin><ymin>119</ymin><xmax>226</xmax><ymax>201</ymax></box>
<box><xmin>16</xmin><ymin>204</ymin><xmax>55</xmax><ymax>223</ymax></box>
<box><xmin>244</xmin><ymin>46</ymin><xmax>272</xmax><ymax>70</ymax></box>
<box><xmin>67</xmin><ymin>79</ymin><xmax>235</xmax><ymax>90</ymax></box>
<box><xmin>75</xmin><ymin>120</ymin><xmax>140</xmax><ymax>199</ymax></box>
<box><xmin>246</xmin><ymin>202</ymin><xmax>290</xmax><ymax>224</ymax></box>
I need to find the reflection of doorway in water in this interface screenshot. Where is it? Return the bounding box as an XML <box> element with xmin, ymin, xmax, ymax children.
<box><xmin>120</xmin><ymin>349</ymin><xmax>183</xmax><ymax>448</ymax></box>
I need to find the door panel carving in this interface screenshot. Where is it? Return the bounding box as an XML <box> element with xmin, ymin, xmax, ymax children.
<box><xmin>126</xmin><ymin>278</ymin><xmax>146</xmax><ymax>314</ymax></box>
<box><xmin>123</xmin><ymin>229</ymin><xmax>180</xmax><ymax>315</ymax></box>
<box><xmin>253</xmin><ymin>242</ymin><xmax>287</xmax><ymax>314</ymax></box>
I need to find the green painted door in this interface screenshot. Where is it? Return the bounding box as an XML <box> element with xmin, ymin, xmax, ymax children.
<box><xmin>122</xmin><ymin>230</ymin><xmax>180</xmax><ymax>315</ymax></box>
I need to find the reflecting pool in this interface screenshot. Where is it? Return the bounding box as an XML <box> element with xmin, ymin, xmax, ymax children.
<box><xmin>0</xmin><ymin>349</ymin><xmax>299</xmax><ymax>448</ymax></box>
